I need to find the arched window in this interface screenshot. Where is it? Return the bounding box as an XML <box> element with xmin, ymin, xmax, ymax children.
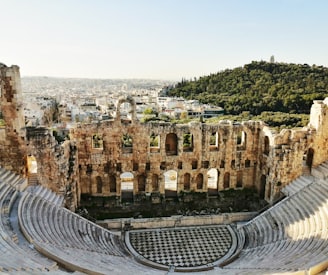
<box><xmin>306</xmin><ymin>148</ymin><xmax>314</xmax><ymax>169</ymax></box>
<box><xmin>223</xmin><ymin>172</ymin><xmax>230</xmax><ymax>189</ymax></box>
<box><xmin>138</xmin><ymin>175</ymin><xmax>146</xmax><ymax>192</ymax></box>
<box><xmin>236</xmin><ymin>171</ymin><xmax>243</xmax><ymax>188</ymax></box>
<box><xmin>152</xmin><ymin>174</ymin><xmax>159</xmax><ymax>192</ymax></box>
<box><xmin>264</xmin><ymin>136</ymin><xmax>270</xmax><ymax>155</ymax></box>
<box><xmin>196</xmin><ymin>174</ymin><xmax>204</xmax><ymax>190</ymax></box>
<box><xmin>184</xmin><ymin>173</ymin><xmax>191</xmax><ymax>191</ymax></box>
<box><xmin>109</xmin><ymin>175</ymin><xmax>116</xmax><ymax>193</ymax></box>
<box><xmin>96</xmin><ymin>176</ymin><xmax>102</xmax><ymax>194</ymax></box>
<box><xmin>260</xmin><ymin>175</ymin><xmax>266</xmax><ymax>199</ymax></box>
<box><xmin>165</xmin><ymin>133</ymin><xmax>178</xmax><ymax>155</ymax></box>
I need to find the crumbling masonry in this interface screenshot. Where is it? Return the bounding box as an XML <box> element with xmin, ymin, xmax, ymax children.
<box><xmin>1</xmin><ymin>63</ymin><xmax>327</xmax><ymax>210</ymax></box>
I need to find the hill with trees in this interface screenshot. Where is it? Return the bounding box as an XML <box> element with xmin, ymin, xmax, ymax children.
<box><xmin>167</xmin><ymin>61</ymin><xmax>328</xmax><ymax>115</ymax></box>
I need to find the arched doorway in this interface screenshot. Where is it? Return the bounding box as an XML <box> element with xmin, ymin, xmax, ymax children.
<box><xmin>207</xmin><ymin>168</ymin><xmax>218</xmax><ymax>195</ymax></box>
<box><xmin>120</xmin><ymin>172</ymin><xmax>134</xmax><ymax>200</ymax></box>
<box><xmin>152</xmin><ymin>174</ymin><xmax>159</xmax><ymax>192</ymax></box>
<box><xmin>306</xmin><ymin>148</ymin><xmax>314</xmax><ymax>170</ymax></box>
<box><xmin>183</xmin><ymin>173</ymin><xmax>191</xmax><ymax>191</ymax></box>
<box><xmin>196</xmin><ymin>174</ymin><xmax>204</xmax><ymax>190</ymax></box>
<box><xmin>96</xmin><ymin>176</ymin><xmax>102</xmax><ymax>194</ymax></box>
<box><xmin>138</xmin><ymin>174</ymin><xmax>146</xmax><ymax>192</ymax></box>
<box><xmin>109</xmin><ymin>175</ymin><xmax>116</xmax><ymax>193</ymax></box>
<box><xmin>236</xmin><ymin>171</ymin><xmax>243</xmax><ymax>188</ymax></box>
<box><xmin>260</xmin><ymin>175</ymin><xmax>266</xmax><ymax>199</ymax></box>
<box><xmin>26</xmin><ymin>155</ymin><xmax>38</xmax><ymax>185</ymax></box>
<box><xmin>164</xmin><ymin>170</ymin><xmax>177</xmax><ymax>197</ymax></box>
<box><xmin>264</xmin><ymin>136</ymin><xmax>270</xmax><ymax>155</ymax></box>
<box><xmin>223</xmin><ymin>172</ymin><xmax>230</xmax><ymax>189</ymax></box>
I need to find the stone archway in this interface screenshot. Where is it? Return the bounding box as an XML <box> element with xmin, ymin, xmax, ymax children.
<box><xmin>196</xmin><ymin>174</ymin><xmax>204</xmax><ymax>190</ymax></box>
<box><xmin>223</xmin><ymin>172</ymin><xmax>230</xmax><ymax>189</ymax></box>
<box><xmin>260</xmin><ymin>175</ymin><xmax>266</xmax><ymax>199</ymax></box>
<box><xmin>164</xmin><ymin>170</ymin><xmax>177</xmax><ymax>197</ymax></box>
<box><xmin>306</xmin><ymin>148</ymin><xmax>314</xmax><ymax>170</ymax></box>
<box><xmin>183</xmin><ymin>173</ymin><xmax>191</xmax><ymax>191</ymax></box>
<box><xmin>26</xmin><ymin>155</ymin><xmax>38</xmax><ymax>185</ymax></box>
<box><xmin>109</xmin><ymin>175</ymin><xmax>116</xmax><ymax>193</ymax></box>
<box><xmin>120</xmin><ymin>172</ymin><xmax>134</xmax><ymax>200</ymax></box>
<box><xmin>116</xmin><ymin>96</ymin><xmax>137</xmax><ymax>122</ymax></box>
<box><xmin>96</xmin><ymin>176</ymin><xmax>102</xmax><ymax>194</ymax></box>
<box><xmin>207</xmin><ymin>168</ymin><xmax>218</xmax><ymax>195</ymax></box>
<box><xmin>27</xmin><ymin>155</ymin><xmax>38</xmax><ymax>174</ymax></box>
<box><xmin>138</xmin><ymin>174</ymin><xmax>146</xmax><ymax>192</ymax></box>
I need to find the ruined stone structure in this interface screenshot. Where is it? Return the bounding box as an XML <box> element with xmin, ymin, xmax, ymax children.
<box><xmin>0</xmin><ymin>63</ymin><xmax>26</xmax><ymax>175</ymax></box>
<box><xmin>1</xmin><ymin>63</ymin><xmax>328</xmax><ymax>210</ymax></box>
<box><xmin>0</xmin><ymin>64</ymin><xmax>79</xmax><ymax>210</ymax></box>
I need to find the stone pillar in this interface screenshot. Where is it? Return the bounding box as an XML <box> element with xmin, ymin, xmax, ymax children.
<box><xmin>0</xmin><ymin>63</ymin><xmax>26</xmax><ymax>175</ymax></box>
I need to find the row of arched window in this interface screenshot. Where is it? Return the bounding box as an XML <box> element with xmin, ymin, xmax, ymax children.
<box><xmin>93</xmin><ymin>169</ymin><xmax>244</xmax><ymax>194</ymax></box>
<box><xmin>92</xmin><ymin>130</ymin><xmax>248</xmax><ymax>155</ymax></box>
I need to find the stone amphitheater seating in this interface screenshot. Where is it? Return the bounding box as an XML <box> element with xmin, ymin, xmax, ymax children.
<box><xmin>223</xmin><ymin>177</ymin><xmax>328</xmax><ymax>274</ymax></box>
<box><xmin>18</xmin><ymin>188</ymin><xmax>163</xmax><ymax>274</ymax></box>
<box><xmin>3</xmin><ymin>163</ymin><xmax>328</xmax><ymax>274</ymax></box>
<box><xmin>0</xmin><ymin>167</ymin><xmax>59</xmax><ymax>273</ymax></box>
<box><xmin>282</xmin><ymin>174</ymin><xmax>314</xmax><ymax>196</ymax></box>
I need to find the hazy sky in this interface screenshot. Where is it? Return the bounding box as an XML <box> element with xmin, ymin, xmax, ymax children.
<box><xmin>2</xmin><ymin>0</ymin><xmax>328</xmax><ymax>79</ymax></box>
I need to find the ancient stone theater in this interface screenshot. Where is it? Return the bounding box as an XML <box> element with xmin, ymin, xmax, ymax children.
<box><xmin>1</xmin><ymin>62</ymin><xmax>328</xmax><ymax>274</ymax></box>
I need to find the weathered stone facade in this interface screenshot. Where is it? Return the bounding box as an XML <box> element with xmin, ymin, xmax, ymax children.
<box><xmin>0</xmin><ymin>63</ymin><xmax>26</xmax><ymax>175</ymax></box>
<box><xmin>1</xmin><ymin>63</ymin><xmax>328</xmax><ymax>210</ymax></box>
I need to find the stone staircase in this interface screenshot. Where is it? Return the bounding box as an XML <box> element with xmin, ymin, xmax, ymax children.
<box><xmin>28</xmin><ymin>173</ymin><xmax>38</xmax><ymax>186</ymax></box>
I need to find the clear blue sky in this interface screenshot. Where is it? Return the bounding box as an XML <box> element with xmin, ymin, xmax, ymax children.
<box><xmin>2</xmin><ymin>0</ymin><xmax>328</xmax><ymax>79</ymax></box>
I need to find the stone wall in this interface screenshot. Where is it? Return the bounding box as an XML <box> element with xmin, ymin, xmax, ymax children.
<box><xmin>98</xmin><ymin>212</ymin><xmax>257</xmax><ymax>230</ymax></box>
<box><xmin>0</xmin><ymin>64</ymin><xmax>79</xmax><ymax>210</ymax></box>
<box><xmin>25</xmin><ymin>127</ymin><xmax>79</xmax><ymax>210</ymax></box>
<box><xmin>71</xmin><ymin>97</ymin><xmax>267</xmax><ymax>202</ymax></box>
<box><xmin>2</xmin><ymin>63</ymin><xmax>328</xmax><ymax>209</ymax></box>
<box><xmin>0</xmin><ymin>63</ymin><xmax>26</xmax><ymax>175</ymax></box>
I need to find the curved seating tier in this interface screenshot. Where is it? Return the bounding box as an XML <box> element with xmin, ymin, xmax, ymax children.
<box><xmin>282</xmin><ymin>175</ymin><xmax>314</xmax><ymax>196</ymax></box>
<box><xmin>3</xmin><ymin>160</ymin><xmax>328</xmax><ymax>274</ymax></box>
<box><xmin>25</xmin><ymin>185</ymin><xmax>64</xmax><ymax>206</ymax></box>
<box><xmin>224</xmin><ymin>178</ymin><xmax>328</xmax><ymax>273</ymax></box>
<box><xmin>0</xmin><ymin>168</ymin><xmax>59</xmax><ymax>273</ymax></box>
<box><xmin>18</xmin><ymin>190</ymin><xmax>164</xmax><ymax>274</ymax></box>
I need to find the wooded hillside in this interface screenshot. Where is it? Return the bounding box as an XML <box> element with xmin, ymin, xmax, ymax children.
<box><xmin>167</xmin><ymin>61</ymin><xmax>328</xmax><ymax>115</ymax></box>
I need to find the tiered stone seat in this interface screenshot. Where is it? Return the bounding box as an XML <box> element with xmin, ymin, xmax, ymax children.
<box><xmin>0</xmin><ymin>168</ymin><xmax>59</xmax><ymax>273</ymax></box>
<box><xmin>311</xmin><ymin>160</ymin><xmax>328</xmax><ymax>179</ymax></box>
<box><xmin>282</xmin><ymin>175</ymin><xmax>314</xmax><ymax>196</ymax></box>
<box><xmin>224</xmin><ymin>179</ymin><xmax>328</xmax><ymax>273</ymax></box>
<box><xmin>18</xmin><ymin>190</ymin><xmax>163</xmax><ymax>274</ymax></box>
<box><xmin>26</xmin><ymin>185</ymin><xmax>64</xmax><ymax>206</ymax></box>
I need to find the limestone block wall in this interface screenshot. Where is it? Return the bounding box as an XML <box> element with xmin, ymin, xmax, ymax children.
<box><xmin>0</xmin><ymin>63</ymin><xmax>26</xmax><ymax>175</ymax></box>
<box><xmin>71</xmin><ymin>109</ymin><xmax>265</xmax><ymax>199</ymax></box>
<box><xmin>2</xmin><ymin>63</ymin><xmax>328</xmax><ymax>208</ymax></box>
<box><xmin>26</xmin><ymin>127</ymin><xmax>79</xmax><ymax>210</ymax></box>
<box><xmin>264</xmin><ymin>128</ymin><xmax>310</xmax><ymax>200</ymax></box>
<box><xmin>308</xmin><ymin>99</ymin><xmax>328</xmax><ymax>167</ymax></box>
